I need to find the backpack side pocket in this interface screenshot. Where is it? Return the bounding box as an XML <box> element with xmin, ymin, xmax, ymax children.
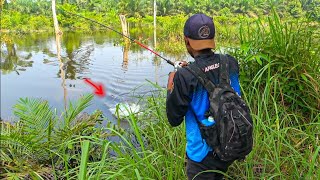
<box><xmin>199</xmin><ymin>124</ymin><xmax>219</xmax><ymax>147</ymax></box>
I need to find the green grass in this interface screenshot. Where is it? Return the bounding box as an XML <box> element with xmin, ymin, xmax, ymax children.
<box><xmin>79</xmin><ymin>140</ymin><xmax>90</xmax><ymax>180</ymax></box>
<box><xmin>1</xmin><ymin>85</ymin><xmax>318</xmax><ymax>179</ymax></box>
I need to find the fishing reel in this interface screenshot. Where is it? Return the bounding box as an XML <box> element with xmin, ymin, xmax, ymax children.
<box><xmin>174</xmin><ymin>61</ymin><xmax>189</xmax><ymax>71</ymax></box>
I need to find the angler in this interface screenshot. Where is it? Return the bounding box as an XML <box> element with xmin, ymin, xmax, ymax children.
<box><xmin>166</xmin><ymin>13</ymin><xmax>253</xmax><ymax>180</ymax></box>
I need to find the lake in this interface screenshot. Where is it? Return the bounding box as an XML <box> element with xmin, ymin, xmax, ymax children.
<box><xmin>1</xmin><ymin>32</ymin><xmax>190</xmax><ymax>121</ymax></box>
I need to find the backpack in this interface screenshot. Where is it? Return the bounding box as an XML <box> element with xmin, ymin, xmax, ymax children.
<box><xmin>185</xmin><ymin>54</ymin><xmax>253</xmax><ymax>162</ymax></box>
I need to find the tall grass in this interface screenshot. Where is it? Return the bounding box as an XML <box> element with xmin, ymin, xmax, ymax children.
<box><xmin>1</xmin><ymin>87</ymin><xmax>318</xmax><ymax>179</ymax></box>
<box><xmin>227</xmin><ymin>10</ymin><xmax>320</xmax><ymax>179</ymax></box>
<box><xmin>235</xmin><ymin>10</ymin><xmax>319</xmax><ymax>115</ymax></box>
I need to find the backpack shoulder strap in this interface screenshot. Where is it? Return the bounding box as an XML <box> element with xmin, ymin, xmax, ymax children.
<box><xmin>219</xmin><ymin>54</ymin><xmax>230</xmax><ymax>87</ymax></box>
<box><xmin>184</xmin><ymin>63</ymin><xmax>216</xmax><ymax>126</ymax></box>
<box><xmin>184</xmin><ymin>63</ymin><xmax>216</xmax><ymax>93</ymax></box>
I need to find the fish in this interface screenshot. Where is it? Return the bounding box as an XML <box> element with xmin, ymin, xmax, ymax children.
<box><xmin>109</xmin><ymin>103</ymin><xmax>141</xmax><ymax>119</ymax></box>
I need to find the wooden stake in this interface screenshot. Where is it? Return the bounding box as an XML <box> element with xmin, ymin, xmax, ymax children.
<box><xmin>52</xmin><ymin>0</ymin><xmax>67</xmax><ymax>110</ymax></box>
<box><xmin>119</xmin><ymin>15</ymin><xmax>130</xmax><ymax>44</ymax></box>
<box><xmin>154</xmin><ymin>0</ymin><xmax>157</xmax><ymax>48</ymax></box>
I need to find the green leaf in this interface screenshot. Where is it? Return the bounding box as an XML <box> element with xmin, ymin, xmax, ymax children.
<box><xmin>134</xmin><ymin>168</ymin><xmax>142</xmax><ymax>180</ymax></box>
<box><xmin>300</xmin><ymin>74</ymin><xmax>308</xmax><ymax>82</ymax></box>
<box><xmin>255</xmin><ymin>56</ymin><xmax>262</xmax><ymax>65</ymax></box>
<box><xmin>78</xmin><ymin>140</ymin><xmax>90</xmax><ymax>180</ymax></box>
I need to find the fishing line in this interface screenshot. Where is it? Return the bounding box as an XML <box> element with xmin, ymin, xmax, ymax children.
<box><xmin>60</xmin><ymin>9</ymin><xmax>175</xmax><ymax>66</ymax></box>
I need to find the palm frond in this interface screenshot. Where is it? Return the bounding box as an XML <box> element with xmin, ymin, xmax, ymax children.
<box><xmin>13</xmin><ymin>97</ymin><xmax>56</xmax><ymax>142</ymax></box>
<box><xmin>62</xmin><ymin>94</ymin><xmax>94</xmax><ymax>127</ymax></box>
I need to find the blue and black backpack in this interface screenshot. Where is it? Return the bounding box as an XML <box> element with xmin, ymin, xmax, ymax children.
<box><xmin>185</xmin><ymin>54</ymin><xmax>253</xmax><ymax>162</ymax></box>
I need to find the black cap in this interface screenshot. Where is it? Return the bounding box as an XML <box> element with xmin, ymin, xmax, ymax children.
<box><xmin>184</xmin><ymin>13</ymin><xmax>215</xmax><ymax>50</ymax></box>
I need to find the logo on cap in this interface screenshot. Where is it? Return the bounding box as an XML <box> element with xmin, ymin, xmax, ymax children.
<box><xmin>198</xmin><ymin>25</ymin><xmax>210</xmax><ymax>39</ymax></box>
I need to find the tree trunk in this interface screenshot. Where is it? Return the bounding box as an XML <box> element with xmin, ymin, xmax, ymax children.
<box><xmin>120</xmin><ymin>15</ymin><xmax>130</xmax><ymax>70</ymax></box>
<box><xmin>52</xmin><ymin>0</ymin><xmax>67</xmax><ymax>110</ymax></box>
<box><xmin>52</xmin><ymin>0</ymin><xmax>62</xmax><ymax>35</ymax></box>
<box><xmin>119</xmin><ymin>15</ymin><xmax>130</xmax><ymax>44</ymax></box>
<box><xmin>153</xmin><ymin>0</ymin><xmax>157</xmax><ymax>48</ymax></box>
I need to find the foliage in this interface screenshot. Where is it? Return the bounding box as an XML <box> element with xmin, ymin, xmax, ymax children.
<box><xmin>0</xmin><ymin>9</ymin><xmax>52</xmax><ymax>33</ymax></box>
<box><xmin>0</xmin><ymin>94</ymin><xmax>107</xmax><ymax>179</ymax></box>
<box><xmin>1</xmin><ymin>0</ymin><xmax>320</xmax><ymax>33</ymax></box>
<box><xmin>232</xmin><ymin>10</ymin><xmax>320</xmax><ymax>115</ymax></box>
<box><xmin>1</xmin><ymin>79</ymin><xmax>319</xmax><ymax>179</ymax></box>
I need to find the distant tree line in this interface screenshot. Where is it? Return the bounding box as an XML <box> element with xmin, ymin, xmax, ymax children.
<box><xmin>1</xmin><ymin>0</ymin><xmax>319</xmax><ymax>20</ymax></box>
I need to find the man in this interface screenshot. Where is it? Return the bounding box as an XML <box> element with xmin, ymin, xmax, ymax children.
<box><xmin>166</xmin><ymin>13</ymin><xmax>241</xmax><ymax>180</ymax></box>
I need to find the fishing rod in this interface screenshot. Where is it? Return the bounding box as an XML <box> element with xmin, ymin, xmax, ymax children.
<box><xmin>60</xmin><ymin>10</ymin><xmax>175</xmax><ymax>66</ymax></box>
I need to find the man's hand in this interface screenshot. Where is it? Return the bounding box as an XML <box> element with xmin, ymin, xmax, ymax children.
<box><xmin>168</xmin><ymin>61</ymin><xmax>188</xmax><ymax>91</ymax></box>
<box><xmin>174</xmin><ymin>61</ymin><xmax>189</xmax><ymax>71</ymax></box>
<box><xmin>167</xmin><ymin>72</ymin><xmax>176</xmax><ymax>92</ymax></box>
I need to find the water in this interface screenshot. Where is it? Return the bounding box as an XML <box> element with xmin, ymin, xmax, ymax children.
<box><xmin>1</xmin><ymin>32</ymin><xmax>189</xmax><ymax>121</ymax></box>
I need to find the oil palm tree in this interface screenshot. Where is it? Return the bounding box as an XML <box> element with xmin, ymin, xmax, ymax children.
<box><xmin>0</xmin><ymin>94</ymin><xmax>104</xmax><ymax>179</ymax></box>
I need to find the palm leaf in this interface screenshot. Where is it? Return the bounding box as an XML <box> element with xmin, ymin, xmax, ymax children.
<box><xmin>13</xmin><ymin>97</ymin><xmax>55</xmax><ymax>143</ymax></box>
<box><xmin>62</xmin><ymin>94</ymin><xmax>94</xmax><ymax>127</ymax></box>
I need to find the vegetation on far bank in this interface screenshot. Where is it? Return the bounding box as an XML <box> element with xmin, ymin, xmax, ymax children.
<box><xmin>0</xmin><ymin>0</ymin><xmax>320</xmax><ymax>57</ymax></box>
<box><xmin>1</xmin><ymin>1</ymin><xmax>320</xmax><ymax>57</ymax></box>
<box><xmin>1</xmin><ymin>0</ymin><xmax>319</xmax><ymax>33</ymax></box>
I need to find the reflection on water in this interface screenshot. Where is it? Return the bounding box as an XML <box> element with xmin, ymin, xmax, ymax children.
<box><xmin>1</xmin><ymin>39</ymin><xmax>34</xmax><ymax>75</ymax></box>
<box><xmin>1</xmin><ymin>32</ymin><xmax>189</xmax><ymax>121</ymax></box>
<box><xmin>122</xmin><ymin>42</ymin><xmax>130</xmax><ymax>71</ymax></box>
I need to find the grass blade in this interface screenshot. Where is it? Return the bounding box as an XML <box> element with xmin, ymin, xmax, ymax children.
<box><xmin>79</xmin><ymin>140</ymin><xmax>90</xmax><ymax>180</ymax></box>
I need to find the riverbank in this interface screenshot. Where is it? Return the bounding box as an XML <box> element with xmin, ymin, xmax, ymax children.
<box><xmin>1</xmin><ymin>83</ymin><xmax>319</xmax><ymax>179</ymax></box>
